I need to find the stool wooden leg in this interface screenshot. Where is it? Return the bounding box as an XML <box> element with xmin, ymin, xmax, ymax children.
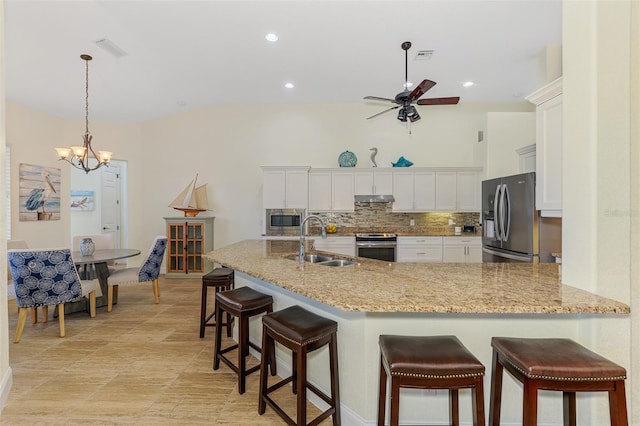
<box><xmin>199</xmin><ymin>283</ymin><xmax>208</xmax><ymax>338</ymax></box>
<box><xmin>296</xmin><ymin>346</ymin><xmax>307</xmax><ymax>426</ymax></box>
<box><xmin>377</xmin><ymin>355</ymin><xmax>387</xmax><ymax>426</ymax></box>
<box><xmin>473</xmin><ymin>375</ymin><xmax>486</xmax><ymax>426</ymax></box>
<box><xmin>489</xmin><ymin>349</ymin><xmax>503</xmax><ymax>426</ymax></box>
<box><xmin>609</xmin><ymin>380</ymin><xmax>628</xmax><ymax>426</ymax></box>
<box><xmin>390</xmin><ymin>376</ymin><xmax>400</xmax><ymax>426</ymax></box>
<box><xmin>563</xmin><ymin>392</ymin><xmax>576</xmax><ymax>426</ymax></box>
<box><xmin>450</xmin><ymin>389</ymin><xmax>459</xmax><ymax>426</ymax></box>
<box><xmin>213</xmin><ymin>301</ymin><xmax>223</xmax><ymax>370</ymax></box>
<box><xmin>238</xmin><ymin>314</ymin><xmax>248</xmax><ymax>394</ymax></box>
<box><xmin>226</xmin><ymin>311</ymin><xmax>233</xmax><ymax>338</ymax></box>
<box><xmin>258</xmin><ymin>326</ymin><xmax>270</xmax><ymax>415</ymax></box>
<box><xmin>329</xmin><ymin>334</ymin><xmax>341</xmax><ymax>426</ymax></box>
<box><xmin>522</xmin><ymin>381</ymin><xmax>538</xmax><ymax>426</ymax></box>
<box><xmin>292</xmin><ymin>350</ymin><xmax>298</xmax><ymax>395</ymax></box>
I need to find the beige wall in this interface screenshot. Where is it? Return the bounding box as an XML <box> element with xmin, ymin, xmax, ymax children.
<box><xmin>483</xmin><ymin>111</ymin><xmax>536</xmax><ymax>179</ymax></box>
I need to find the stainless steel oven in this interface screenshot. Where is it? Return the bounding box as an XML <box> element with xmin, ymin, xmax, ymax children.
<box><xmin>356</xmin><ymin>233</ymin><xmax>397</xmax><ymax>262</ymax></box>
<box><xmin>266</xmin><ymin>209</ymin><xmax>304</xmax><ymax>236</ymax></box>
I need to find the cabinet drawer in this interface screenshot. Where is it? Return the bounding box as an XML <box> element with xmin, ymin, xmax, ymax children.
<box><xmin>443</xmin><ymin>236</ymin><xmax>481</xmax><ymax>246</ymax></box>
<box><xmin>397</xmin><ymin>236</ymin><xmax>442</xmax><ymax>246</ymax></box>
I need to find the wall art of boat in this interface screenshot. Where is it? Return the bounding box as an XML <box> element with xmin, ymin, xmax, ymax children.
<box><xmin>169</xmin><ymin>174</ymin><xmax>210</xmax><ymax>217</ymax></box>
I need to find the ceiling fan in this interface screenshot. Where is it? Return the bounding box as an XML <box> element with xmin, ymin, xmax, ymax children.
<box><xmin>364</xmin><ymin>41</ymin><xmax>460</xmax><ymax>122</ymax></box>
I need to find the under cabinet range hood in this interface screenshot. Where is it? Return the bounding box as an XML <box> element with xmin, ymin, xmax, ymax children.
<box><xmin>354</xmin><ymin>194</ymin><xmax>395</xmax><ymax>203</ymax></box>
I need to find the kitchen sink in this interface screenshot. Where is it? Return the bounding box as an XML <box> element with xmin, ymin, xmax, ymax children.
<box><xmin>286</xmin><ymin>254</ymin><xmax>334</xmax><ymax>263</ymax></box>
<box><xmin>317</xmin><ymin>259</ymin><xmax>358</xmax><ymax>267</ymax></box>
<box><xmin>285</xmin><ymin>254</ymin><xmax>358</xmax><ymax>267</ymax></box>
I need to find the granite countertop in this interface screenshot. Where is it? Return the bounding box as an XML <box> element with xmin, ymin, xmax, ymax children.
<box><xmin>204</xmin><ymin>240</ymin><xmax>629</xmax><ymax>315</ymax></box>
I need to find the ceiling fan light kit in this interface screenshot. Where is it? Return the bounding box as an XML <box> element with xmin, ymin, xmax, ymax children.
<box><xmin>364</xmin><ymin>41</ymin><xmax>460</xmax><ymax>123</ymax></box>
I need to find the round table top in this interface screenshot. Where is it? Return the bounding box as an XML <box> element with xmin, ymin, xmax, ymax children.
<box><xmin>71</xmin><ymin>248</ymin><xmax>141</xmax><ymax>265</ymax></box>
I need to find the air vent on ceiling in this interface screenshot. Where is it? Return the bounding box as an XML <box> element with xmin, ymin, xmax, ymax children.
<box><xmin>95</xmin><ymin>38</ymin><xmax>128</xmax><ymax>59</ymax></box>
<box><xmin>415</xmin><ymin>50</ymin><xmax>434</xmax><ymax>60</ymax></box>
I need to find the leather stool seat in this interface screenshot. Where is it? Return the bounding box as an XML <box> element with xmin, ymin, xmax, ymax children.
<box><xmin>378</xmin><ymin>335</ymin><xmax>485</xmax><ymax>426</ymax></box>
<box><xmin>259</xmin><ymin>305</ymin><xmax>341</xmax><ymax>426</ymax></box>
<box><xmin>214</xmin><ymin>286</ymin><xmax>275</xmax><ymax>394</ymax></box>
<box><xmin>489</xmin><ymin>337</ymin><xmax>628</xmax><ymax>425</ymax></box>
<box><xmin>200</xmin><ymin>267</ymin><xmax>234</xmax><ymax>338</ymax></box>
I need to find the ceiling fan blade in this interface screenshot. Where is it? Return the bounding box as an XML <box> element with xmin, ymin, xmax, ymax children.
<box><xmin>417</xmin><ymin>96</ymin><xmax>460</xmax><ymax>106</ymax></box>
<box><xmin>366</xmin><ymin>106</ymin><xmax>400</xmax><ymax>120</ymax></box>
<box><xmin>408</xmin><ymin>79</ymin><xmax>437</xmax><ymax>101</ymax></box>
<box><xmin>364</xmin><ymin>96</ymin><xmax>397</xmax><ymax>103</ymax></box>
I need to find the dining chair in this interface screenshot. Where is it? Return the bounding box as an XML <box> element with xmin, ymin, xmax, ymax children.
<box><xmin>72</xmin><ymin>233</ymin><xmax>117</xmax><ymax>276</ymax></box>
<box><xmin>7</xmin><ymin>248</ymin><xmax>100</xmax><ymax>343</ymax></box>
<box><xmin>106</xmin><ymin>236</ymin><xmax>168</xmax><ymax>312</ymax></box>
<box><xmin>6</xmin><ymin>240</ymin><xmax>41</xmax><ymax>323</ymax></box>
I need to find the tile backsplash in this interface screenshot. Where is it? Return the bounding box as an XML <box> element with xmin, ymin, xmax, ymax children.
<box><xmin>308</xmin><ymin>202</ymin><xmax>481</xmax><ymax>234</ymax></box>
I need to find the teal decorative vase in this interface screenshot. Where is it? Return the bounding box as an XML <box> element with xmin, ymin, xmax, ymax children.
<box><xmin>79</xmin><ymin>238</ymin><xmax>95</xmax><ymax>256</ymax></box>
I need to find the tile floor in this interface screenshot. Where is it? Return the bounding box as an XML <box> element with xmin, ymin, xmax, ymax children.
<box><xmin>1</xmin><ymin>276</ymin><xmax>332</xmax><ymax>425</ymax></box>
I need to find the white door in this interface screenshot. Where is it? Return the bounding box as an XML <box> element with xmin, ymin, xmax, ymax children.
<box><xmin>101</xmin><ymin>164</ymin><xmax>121</xmax><ymax>248</ymax></box>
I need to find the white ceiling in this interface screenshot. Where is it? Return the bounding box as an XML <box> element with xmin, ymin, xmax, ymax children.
<box><xmin>4</xmin><ymin>0</ymin><xmax>562</xmax><ymax>122</ymax></box>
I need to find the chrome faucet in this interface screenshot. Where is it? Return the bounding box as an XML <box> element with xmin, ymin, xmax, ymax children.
<box><xmin>299</xmin><ymin>215</ymin><xmax>327</xmax><ymax>264</ymax></box>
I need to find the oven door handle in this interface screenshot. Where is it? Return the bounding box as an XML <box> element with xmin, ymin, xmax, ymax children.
<box><xmin>356</xmin><ymin>243</ymin><xmax>397</xmax><ymax>248</ymax></box>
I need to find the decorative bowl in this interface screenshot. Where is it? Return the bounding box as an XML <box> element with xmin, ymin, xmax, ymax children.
<box><xmin>338</xmin><ymin>150</ymin><xmax>357</xmax><ymax>167</ymax></box>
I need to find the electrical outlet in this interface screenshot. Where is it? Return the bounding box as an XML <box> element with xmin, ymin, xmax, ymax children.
<box><xmin>409</xmin><ymin>219</ymin><xmax>415</xmax><ymax>226</ymax></box>
<box><xmin>448</xmin><ymin>219</ymin><xmax>455</xmax><ymax>226</ymax></box>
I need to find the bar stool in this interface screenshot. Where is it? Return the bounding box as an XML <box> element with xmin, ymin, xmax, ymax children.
<box><xmin>258</xmin><ymin>305</ymin><xmax>340</xmax><ymax>426</ymax></box>
<box><xmin>213</xmin><ymin>286</ymin><xmax>275</xmax><ymax>394</ymax></box>
<box><xmin>378</xmin><ymin>335</ymin><xmax>485</xmax><ymax>426</ymax></box>
<box><xmin>489</xmin><ymin>337</ymin><xmax>628</xmax><ymax>426</ymax></box>
<box><xmin>200</xmin><ymin>267</ymin><xmax>234</xmax><ymax>338</ymax></box>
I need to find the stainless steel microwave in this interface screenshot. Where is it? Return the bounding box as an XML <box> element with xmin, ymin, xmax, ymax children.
<box><xmin>266</xmin><ymin>209</ymin><xmax>304</xmax><ymax>235</ymax></box>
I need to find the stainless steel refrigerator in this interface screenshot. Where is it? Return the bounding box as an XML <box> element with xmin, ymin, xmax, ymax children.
<box><xmin>482</xmin><ymin>172</ymin><xmax>561</xmax><ymax>263</ymax></box>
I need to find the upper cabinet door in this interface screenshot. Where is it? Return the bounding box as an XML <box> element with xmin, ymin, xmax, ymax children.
<box><xmin>331</xmin><ymin>171</ymin><xmax>355</xmax><ymax>211</ymax></box>
<box><xmin>354</xmin><ymin>170</ymin><xmax>393</xmax><ymax>195</ymax></box>
<box><xmin>413</xmin><ymin>171</ymin><xmax>436</xmax><ymax>211</ymax></box>
<box><xmin>374</xmin><ymin>170</ymin><xmax>393</xmax><ymax>195</ymax></box>
<box><xmin>435</xmin><ymin>172</ymin><xmax>456</xmax><ymax>211</ymax></box>
<box><xmin>262</xmin><ymin>169</ymin><xmax>287</xmax><ymax>209</ymax></box>
<box><xmin>392</xmin><ymin>171</ymin><xmax>415</xmax><ymax>211</ymax></box>
<box><xmin>283</xmin><ymin>169</ymin><xmax>309</xmax><ymax>209</ymax></box>
<box><xmin>354</xmin><ymin>171</ymin><xmax>375</xmax><ymax>195</ymax></box>
<box><xmin>456</xmin><ymin>171</ymin><xmax>481</xmax><ymax>211</ymax></box>
<box><xmin>308</xmin><ymin>170</ymin><xmax>332</xmax><ymax>211</ymax></box>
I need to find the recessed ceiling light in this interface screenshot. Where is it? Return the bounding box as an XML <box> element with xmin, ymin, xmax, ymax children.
<box><xmin>265</xmin><ymin>33</ymin><xmax>279</xmax><ymax>42</ymax></box>
<box><xmin>462</xmin><ymin>81</ymin><xmax>475</xmax><ymax>88</ymax></box>
<box><xmin>284</xmin><ymin>82</ymin><xmax>295</xmax><ymax>89</ymax></box>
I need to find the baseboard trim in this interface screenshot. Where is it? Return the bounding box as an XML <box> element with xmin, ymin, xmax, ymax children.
<box><xmin>0</xmin><ymin>366</ymin><xmax>13</xmax><ymax>415</ymax></box>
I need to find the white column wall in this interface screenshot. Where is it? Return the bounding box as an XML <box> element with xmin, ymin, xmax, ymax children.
<box><xmin>563</xmin><ymin>1</ymin><xmax>635</xmax><ymax>423</ymax></box>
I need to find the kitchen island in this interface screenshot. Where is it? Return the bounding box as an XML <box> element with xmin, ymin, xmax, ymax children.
<box><xmin>204</xmin><ymin>239</ymin><xmax>630</xmax><ymax>425</ymax></box>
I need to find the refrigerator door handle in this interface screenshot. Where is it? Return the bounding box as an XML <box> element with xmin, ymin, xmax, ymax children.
<box><xmin>499</xmin><ymin>184</ymin><xmax>507</xmax><ymax>241</ymax></box>
<box><xmin>494</xmin><ymin>184</ymin><xmax>502</xmax><ymax>241</ymax></box>
<box><xmin>503</xmin><ymin>183</ymin><xmax>511</xmax><ymax>241</ymax></box>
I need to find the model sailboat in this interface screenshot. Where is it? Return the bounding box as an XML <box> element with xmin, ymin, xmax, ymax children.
<box><xmin>169</xmin><ymin>174</ymin><xmax>209</xmax><ymax>217</ymax></box>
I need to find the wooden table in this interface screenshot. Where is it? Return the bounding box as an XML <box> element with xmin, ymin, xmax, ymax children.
<box><xmin>65</xmin><ymin>249</ymin><xmax>141</xmax><ymax>314</ymax></box>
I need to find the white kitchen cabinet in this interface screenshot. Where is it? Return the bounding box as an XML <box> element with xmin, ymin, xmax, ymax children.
<box><xmin>456</xmin><ymin>170</ymin><xmax>481</xmax><ymax>211</ymax></box>
<box><xmin>262</xmin><ymin>166</ymin><xmax>309</xmax><ymax>209</ymax></box>
<box><xmin>435</xmin><ymin>171</ymin><xmax>457</xmax><ymax>210</ymax></box>
<box><xmin>442</xmin><ymin>236</ymin><xmax>482</xmax><ymax>263</ymax></box>
<box><xmin>308</xmin><ymin>169</ymin><xmax>354</xmax><ymax>212</ymax></box>
<box><xmin>354</xmin><ymin>169</ymin><xmax>393</xmax><ymax>195</ymax></box>
<box><xmin>311</xmin><ymin>236</ymin><xmax>356</xmax><ymax>257</ymax></box>
<box><xmin>526</xmin><ymin>77</ymin><xmax>562</xmax><ymax>217</ymax></box>
<box><xmin>397</xmin><ymin>236</ymin><xmax>443</xmax><ymax>263</ymax></box>
<box><xmin>392</xmin><ymin>170</ymin><xmax>436</xmax><ymax>212</ymax></box>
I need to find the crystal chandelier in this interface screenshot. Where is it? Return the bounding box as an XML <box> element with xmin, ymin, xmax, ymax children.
<box><xmin>55</xmin><ymin>54</ymin><xmax>112</xmax><ymax>173</ymax></box>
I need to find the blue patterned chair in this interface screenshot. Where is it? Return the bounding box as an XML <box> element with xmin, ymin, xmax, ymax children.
<box><xmin>106</xmin><ymin>236</ymin><xmax>168</xmax><ymax>312</ymax></box>
<box><xmin>8</xmin><ymin>248</ymin><xmax>100</xmax><ymax>343</ymax></box>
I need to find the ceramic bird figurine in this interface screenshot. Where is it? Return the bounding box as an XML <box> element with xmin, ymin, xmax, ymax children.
<box><xmin>370</xmin><ymin>147</ymin><xmax>378</xmax><ymax>168</ymax></box>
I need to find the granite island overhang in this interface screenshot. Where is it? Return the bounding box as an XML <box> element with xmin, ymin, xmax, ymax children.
<box><xmin>203</xmin><ymin>239</ymin><xmax>630</xmax><ymax>425</ymax></box>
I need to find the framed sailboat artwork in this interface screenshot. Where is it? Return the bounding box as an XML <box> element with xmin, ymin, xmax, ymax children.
<box><xmin>169</xmin><ymin>174</ymin><xmax>210</xmax><ymax>217</ymax></box>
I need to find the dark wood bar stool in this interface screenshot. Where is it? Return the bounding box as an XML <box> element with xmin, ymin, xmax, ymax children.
<box><xmin>213</xmin><ymin>286</ymin><xmax>275</xmax><ymax>394</ymax></box>
<box><xmin>258</xmin><ymin>305</ymin><xmax>340</xmax><ymax>426</ymax></box>
<box><xmin>489</xmin><ymin>337</ymin><xmax>628</xmax><ymax>426</ymax></box>
<box><xmin>378</xmin><ymin>335</ymin><xmax>485</xmax><ymax>426</ymax></box>
<box><xmin>200</xmin><ymin>267</ymin><xmax>234</xmax><ymax>338</ymax></box>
